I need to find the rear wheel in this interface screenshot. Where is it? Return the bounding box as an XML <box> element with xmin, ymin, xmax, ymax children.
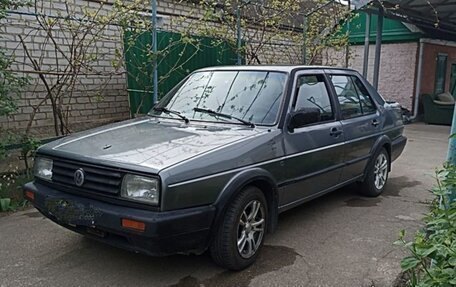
<box><xmin>359</xmin><ymin>148</ymin><xmax>389</xmax><ymax>197</ymax></box>
<box><xmin>210</xmin><ymin>186</ymin><xmax>267</xmax><ymax>270</ymax></box>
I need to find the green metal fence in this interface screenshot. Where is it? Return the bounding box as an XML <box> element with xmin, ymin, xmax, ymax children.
<box><xmin>124</xmin><ymin>31</ymin><xmax>239</xmax><ymax>115</ymax></box>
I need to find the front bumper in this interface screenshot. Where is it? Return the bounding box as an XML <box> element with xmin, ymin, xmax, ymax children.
<box><xmin>23</xmin><ymin>182</ymin><xmax>215</xmax><ymax>256</ymax></box>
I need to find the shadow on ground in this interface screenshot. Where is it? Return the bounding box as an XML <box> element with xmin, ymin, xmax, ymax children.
<box><xmin>169</xmin><ymin>245</ymin><xmax>299</xmax><ymax>287</ymax></box>
<box><xmin>344</xmin><ymin>176</ymin><xmax>422</xmax><ymax>207</ymax></box>
<box><xmin>276</xmin><ymin>175</ymin><xmax>422</xmax><ymax>224</ymax></box>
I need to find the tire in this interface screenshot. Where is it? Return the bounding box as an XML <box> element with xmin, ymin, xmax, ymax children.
<box><xmin>210</xmin><ymin>186</ymin><xmax>268</xmax><ymax>270</ymax></box>
<box><xmin>359</xmin><ymin>148</ymin><xmax>389</xmax><ymax>197</ymax></box>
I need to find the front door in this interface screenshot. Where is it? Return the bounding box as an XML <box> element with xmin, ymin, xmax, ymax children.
<box><xmin>327</xmin><ymin>73</ymin><xmax>382</xmax><ymax>181</ymax></box>
<box><xmin>279</xmin><ymin>72</ymin><xmax>345</xmax><ymax>209</ymax></box>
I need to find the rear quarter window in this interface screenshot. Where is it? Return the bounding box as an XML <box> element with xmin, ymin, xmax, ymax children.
<box><xmin>329</xmin><ymin>74</ymin><xmax>377</xmax><ymax>119</ymax></box>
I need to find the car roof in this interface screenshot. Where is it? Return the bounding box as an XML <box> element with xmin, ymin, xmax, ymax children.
<box><xmin>195</xmin><ymin>65</ymin><xmax>358</xmax><ymax>73</ymax></box>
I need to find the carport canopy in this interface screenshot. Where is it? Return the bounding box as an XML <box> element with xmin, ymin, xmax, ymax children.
<box><xmin>363</xmin><ymin>0</ymin><xmax>456</xmax><ymax>40</ymax></box>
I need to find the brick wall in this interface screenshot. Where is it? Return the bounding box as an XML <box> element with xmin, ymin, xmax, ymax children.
<box><xmin>420</xmin><ymin>41</ymin><xmax>456</xmax><ymax>95</ymax></box>
<box><xmin>0</xmin><ymin>0</ymin><xmax>131</xmax><ymax>137</ymax></box>
<box><xmin>323</xmin><ymin>42</ymin><xmax>419</xmax><ymax>110</ymax></box>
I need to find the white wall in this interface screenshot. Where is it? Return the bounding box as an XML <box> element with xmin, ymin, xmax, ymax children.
<box><xmin>323</xmin><ymin>42</ymin><xmax>419</xmax><ymax>110</ymax></box>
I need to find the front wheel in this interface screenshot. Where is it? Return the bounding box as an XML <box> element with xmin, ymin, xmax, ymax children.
<box><xmin>359</xmin><ymin>148</ymin><xmax>389</xmax><ymax>197</ymax></box>
<box><xmin>210</xmin><ymin>186</ymin><xmax>268</xmax><ymax>270</ymax></box>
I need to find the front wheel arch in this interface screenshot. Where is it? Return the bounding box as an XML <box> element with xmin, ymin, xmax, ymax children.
<box><xmin>212</xmin><ymin>168</ymin><xmax>279</xmax><ymax>238</ymax></box>
<box><xmin>210</xmin><ymin>185</ymin><xmax>268</xmax><ymax>270</ymax></box>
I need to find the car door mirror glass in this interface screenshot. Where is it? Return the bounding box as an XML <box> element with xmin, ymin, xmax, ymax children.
<box><xmin>288</xmin><ymin>107</ymin><xmax>321</xmax><ymax>131</ymax></box>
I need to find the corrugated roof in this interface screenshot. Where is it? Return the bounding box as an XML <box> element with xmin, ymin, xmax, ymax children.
<box><xmin>354</xmin><ymin>0</ymin><xmax>456</xmax><ymax>41</ymax></box>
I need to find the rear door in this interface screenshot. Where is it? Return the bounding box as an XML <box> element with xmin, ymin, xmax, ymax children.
<box><xmin>280</xmin><ymin>70</ymin><xmax>345</xmax><ymax>209</ymax></box>
<box><xmin>327</xmin><ymin>72</ymin><xmax>382</xmax><ymax>181</ymax></box>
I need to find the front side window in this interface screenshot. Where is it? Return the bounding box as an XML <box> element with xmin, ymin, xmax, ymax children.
<box><xmin>294</xmin><ymin>74</ymin><xmax>334</xmax><ymax>122</ymax></box>
<box><xmin>152</xmin><ymin>70</ymin><xmax>287</xmax><ymax>125</ymax></box>
<box><xmin>330</xmin><ymin>75</ymin><xmax>376</xmax><ymax>119</ymax></box>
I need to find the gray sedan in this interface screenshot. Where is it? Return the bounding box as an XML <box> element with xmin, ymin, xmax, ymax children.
<box><xmin>24</xmin><ymin>66</ymin><xmax>406</xmax><ymax>270</ymax></box>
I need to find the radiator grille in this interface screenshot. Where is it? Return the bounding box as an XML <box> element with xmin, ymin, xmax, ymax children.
<box><xmin>51</xmin><ymin>159</ymin><xmax>123</xmax><ymax>194</ymax></box>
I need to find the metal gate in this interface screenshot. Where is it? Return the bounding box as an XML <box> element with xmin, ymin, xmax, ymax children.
<box><xmin>124</xmin><ymin>31</ymin><xmax>239</xmax><ymax>115</ymax></box>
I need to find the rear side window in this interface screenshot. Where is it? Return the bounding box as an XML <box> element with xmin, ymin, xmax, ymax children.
<box><xmin>294</xmin><ymin>74</ymin><xmax>334</xmax><ymax>122</ymax></box>
<box><xmin>352</xmin><ymin>76</ymin><xmax>376</xmax><ymax>114</ymax></box>
<box><xmin>329</xmin><ymin>75</ymin><xmax>377</xmax><ymax>119</ymax></box>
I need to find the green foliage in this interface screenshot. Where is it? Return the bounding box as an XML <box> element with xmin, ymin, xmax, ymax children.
<box><xmin>19</xmin><ymin>135</ymin><xmax>40</xmax><ymax>174</ymax></box>
<box><xmin>395</xmin><ymin>165</ymin><xmax>456</xmax><ymax>287</ymax></box>
<box><xmin>0</xmin><ymin>168</ymin><xmax>32</xmax><ymax>212</ymax></box>
<box><xmin>0</xmin><ymin>0</ymin><xmax>29</xmax><ymax>19</ymax></box>
<box><xmin>0</xmin><ymin>133</ymin><xmax>38</xmax><ymax>212</ymax></box>
<box><xmin>0</xmin><ymin>49</ymin><xmax>29</xmax><ymax>116</ymax></box>
<box><xmin>0</xmin><ymin>131</ymin><xmax>39</xmax><ymax>164</ymax></box>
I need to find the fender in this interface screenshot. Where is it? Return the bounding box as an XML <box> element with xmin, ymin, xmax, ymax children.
<box><xmin>212</xmin><ymin>167</ymin><xmax>279</xmax><ymax>235</ymax></box>
<box><xmin>362</xmin><ymin>135</ymin><xmax>392</xmax><ymax>181</ymax></box>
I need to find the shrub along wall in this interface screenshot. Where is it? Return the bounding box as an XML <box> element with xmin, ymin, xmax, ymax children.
<box><xmin>0</xmin><ymin>0</ymin><xmax>130</xmax><ymax>137</ymax></box>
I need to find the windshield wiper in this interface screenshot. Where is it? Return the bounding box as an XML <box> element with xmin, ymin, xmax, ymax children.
<box><xmin>193</xmin><ymin>107</ymin><xmax>255</xmax><ymax>128</ymax></box>
<box><xmin>152</xmin><ymin>107</ymin><xmax>189</xmax><ymax>124</ymax></box>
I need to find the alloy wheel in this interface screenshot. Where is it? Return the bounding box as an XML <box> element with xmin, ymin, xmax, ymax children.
<box><xmin>373</xmin><ymin>153</ymin><xmax>388</xmax><ymax>190</ymax></box>
<box><xmin>237</xmin><ymin>200</ymin><xmax>265</xmax><ymax>259</ymax></box>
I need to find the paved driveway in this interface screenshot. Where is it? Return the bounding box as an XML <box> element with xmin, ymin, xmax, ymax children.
<box><xmin>0</xmin><ymin>123</ymin><xmax>450</xmax><ymax>287</ymax></box>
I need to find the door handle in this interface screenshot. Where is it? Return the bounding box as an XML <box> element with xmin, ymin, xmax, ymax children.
<box><xmin>371</xmin><ymin>119</ymin><xmax>380</xmax><ymax>127</ymax></box>
<box><xmin>330</xmin><ymin>127</ymin><xmax>343</xmax><ymax>137</ymax></box>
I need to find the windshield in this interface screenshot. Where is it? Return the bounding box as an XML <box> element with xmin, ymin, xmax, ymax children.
<box><xmin>151</xmin><ymin>70</ymin><xmax>288</xmax><ymax>125</ymax></box>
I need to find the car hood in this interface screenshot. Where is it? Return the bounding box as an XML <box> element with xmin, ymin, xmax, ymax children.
<box><xmin>38</xmin><ymin>117</ymin><xmax>267</xmax><ymax>173</ymax></box>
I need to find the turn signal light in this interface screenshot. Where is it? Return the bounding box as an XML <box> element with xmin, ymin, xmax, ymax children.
<box><xmin>25</xmin><ymin>190</ymin><xmax>35</xmax><ymax>201</ymax></box>
<box><xmin>121</xmin><ymin>218</ymin><xmax>145</xmax><ymax>232</ymax></box>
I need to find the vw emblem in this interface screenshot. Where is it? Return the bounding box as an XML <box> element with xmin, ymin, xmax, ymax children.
<box><xmin>74</xmin><ymin>168</ymin><xmax>85</xmax><ymax>187</ymax></box>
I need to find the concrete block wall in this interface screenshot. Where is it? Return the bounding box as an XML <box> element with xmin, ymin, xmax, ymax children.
<box><xmin>0</xmin><ymin>0</ymin><xmax>130</xmax><ymax>136</ymax></box>
<box><xmin>253</xmin><ymin>38</ymin><xmax>303</xmax><ymax>65</ymax></box>
<box><xmin>156</xmin><ymin>0</ymin><xmax>304</xmax><ymax>65</ymax></box>
<box><xmin>323</xmin><ymin>42</ymin><xmax>419</xmax><ymax>110</ymax></box>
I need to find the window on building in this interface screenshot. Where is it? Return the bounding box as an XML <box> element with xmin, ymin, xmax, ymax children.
<box><xmin>435</xmin><ymin>53</ymin><xmax>448</xmax><ymax>94</ymax></box>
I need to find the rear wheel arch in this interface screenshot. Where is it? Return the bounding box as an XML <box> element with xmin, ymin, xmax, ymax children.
<box><xmin>363</xmin><ymin>135</ymin><xmax>392</xmax><ymax>180</ymax></box>
<box><xmin>382</xmin><ymin>142</ymin><xmax>392</xmax><ymax>171</ymax></box>
<box><xmin>359</xmin><ymin>147</ymin><xmax>389</xmax><ymax>197</ymax></box>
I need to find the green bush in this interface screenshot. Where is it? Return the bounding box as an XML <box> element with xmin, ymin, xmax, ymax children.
<box><xmin>395</xmin><ymin>165</ymin><xmax>456</xmax><ymax>287</ymax></box>
<box><xmin>0</xmin><ymin>166</ymin><xmax>32</xmax><ymax>212</ymax></box>
<box><xmin>0</xmin><ymin>135</ymin><xmax>38</xmax><ymax>212</ymax></box>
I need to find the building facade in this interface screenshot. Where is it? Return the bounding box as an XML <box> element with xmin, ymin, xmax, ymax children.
<box><xmin>323</xmin><ymin>12</ymin><xmax>456</xmax><ymax>118</ymax></box>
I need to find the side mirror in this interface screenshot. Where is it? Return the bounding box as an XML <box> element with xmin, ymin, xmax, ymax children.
<box><xmin>288</xmin><ymin>107</ymin><xmax>321</xmax><ymax>132</ymax></box>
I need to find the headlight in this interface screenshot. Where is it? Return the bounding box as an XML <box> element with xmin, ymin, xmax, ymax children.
<box><xmin>121</xmin><ymin>174</ymin><xmax>159</xmax><ymax>205</ymax></box>
<box><xmin>33</xmin><ymin>157</ymin><xmax>53</xmax><ymax>181</ymax></box>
